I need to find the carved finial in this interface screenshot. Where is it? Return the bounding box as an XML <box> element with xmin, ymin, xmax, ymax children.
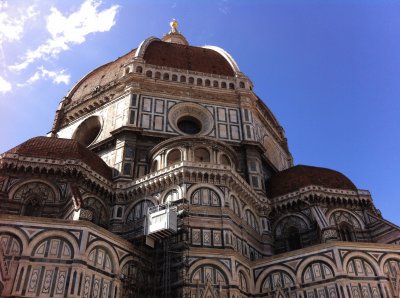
<box><xmin>170</xmin><ymin>19</ymin><xmax>179</xmax><ymax>33</ymax></box>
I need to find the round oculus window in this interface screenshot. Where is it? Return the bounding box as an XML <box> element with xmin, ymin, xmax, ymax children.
<box><xmin>72</xmin><ymin>116</ymin><xmax>102</xmax><ymax>146</ymax></box>
<box><xmin>177</xmin><ymin>116</ymin><xmax>202</xmax><ymax>135</ymax></box>
<box><xmin>168</xmin><ymin>103</ymin><xmax>214</xmax><ymax>136</ymax></box>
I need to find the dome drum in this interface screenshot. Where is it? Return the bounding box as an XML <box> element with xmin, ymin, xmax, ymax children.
<box><xmin>122</xmin><ymin>61</ymin><xmax>248</xmax><ymax>91</ymax></box>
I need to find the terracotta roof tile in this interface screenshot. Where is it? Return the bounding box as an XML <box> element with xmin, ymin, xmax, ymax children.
<box><xmin>143</xmin><ymin>40</ymin><xmax>235</xmax><ymax>76</ymax></box>
<box><xmin>70</xmin><ymin>48</ymin><xmax>136</xmax><ymax>102</ymax></box>
<box><xmin>6</xmin><ymin>136</ymin><xmax>112</xmax><ymax>180</ymax></box>
<box><xmin>266</xmin><ymin>165</ymin><xmax>357</xmax><ymax>198</ymax></box>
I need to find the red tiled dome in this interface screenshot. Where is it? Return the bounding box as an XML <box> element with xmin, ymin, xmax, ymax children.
<box><xmin>68</xmin><ymin>39</ymin><xmax>235</xmax><ymax>103</ymax></box>
<box><xmin>266</xmin><ymin>165</ymin><xmax>357</xmax><ymax>198</ymax></box>
<box><xmin>143</xmin><ymin>40</ymin><xmax>235</xmax><ymax>76</ymax></box>
<box><xmin>5</xmin><ymin>136</ymin><xmax>112</xmax><ymax>180</ymax></box>
<box><xmin>69</xmin><ymin>48</ymin><xmax>137</xmax><ymax>102</ymax></box>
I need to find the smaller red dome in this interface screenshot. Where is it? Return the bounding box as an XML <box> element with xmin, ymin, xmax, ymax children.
<box><xmin>5</xmin><ymin>136</ymin><xmax>112</xmax><ymax>180</ymax></box>
<box><xmin>266</xmin><ymin>165</ymin><xmax>357</xmax><ymax>198</ymax></box>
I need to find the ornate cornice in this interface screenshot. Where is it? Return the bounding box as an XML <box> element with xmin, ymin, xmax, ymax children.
<box><xmin>271</xmin><ymin>185</ymin><xmax>375</xmax><ymax>212</ymax></box>
<box><xmin>118</xmin><ymin>161</ymin><xmax>269</xmax><ymax>211</ymax></box>
<box><xmin>0</xmin><ymin>153</ymin><xmax>113</xmax><ymax>192</ymax></box>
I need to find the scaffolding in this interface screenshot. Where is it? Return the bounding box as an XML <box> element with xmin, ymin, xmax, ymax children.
<box><xmin>149</xmin><ymin>202</ymin><xmax>190</xmax><ymax>298</ymax></box>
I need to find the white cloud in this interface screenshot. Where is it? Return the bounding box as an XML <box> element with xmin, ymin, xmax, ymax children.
<box><xmin>17</xmin><ymin>66</ymin><xmax>70</xmax><ymax>87</ymax></box>
<box><xmin>0</xmin><ymin>75</ymin><xmax>12</xmax><ymax>93</ymax></box>
<box><xmin>218</xmin><ymin>0</ymin><xmax>230</xmax><ymax>15</ymax></box>
<box><xmin>0</xmin><ymin>1</ymin><xmax>8</xmax><ymax>10</ymax></box>
<box><xmin>10</xmin><ymin>0</ymin><xmax>119</xmax><ymax>71</ymax></box>
<box><xmin>0</xmin><ymin>4</ymin><xmax>39</xmax><ymax>44</ymax></box>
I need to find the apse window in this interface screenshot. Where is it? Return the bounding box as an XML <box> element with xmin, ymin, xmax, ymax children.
<box><xmin>177</xmin><ymin>116</ymin><xmax>202</xmax><ymax>135</ymax></box>
<box><xmin>72</xmin><ymin>116</ymin><xmax>102</xmax><ymax>146</ymax></box>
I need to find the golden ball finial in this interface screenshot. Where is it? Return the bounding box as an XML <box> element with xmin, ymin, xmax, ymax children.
<box><xmin>170</xmin><ymin>19</ymin><xmax>178</xmax><ymax>33</ymax></box>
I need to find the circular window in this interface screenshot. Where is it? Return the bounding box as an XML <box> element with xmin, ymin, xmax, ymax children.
<box><xmin>168</xmin><ymin>103</ymin><xmax>213</xmax><ymax>136</ymax></box>
<box><xmin>177</xmin><ymin>116</ymin><xmax>202</xmax><ymax>135</ymax></box>
<box><xmin>72</xmin><ymin>116</ymin><xmax>102</xmax><ymax>146</ymax></box>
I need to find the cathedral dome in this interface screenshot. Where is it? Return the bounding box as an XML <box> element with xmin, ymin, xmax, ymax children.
<box><xmin>142</xmin><ymin>40</ymin><xmax>235</xmax><ymax>76</ymax></box>
<box><xmin>266</xmin><ymin>165</ymin><xmax>357</xmax><ymax>198</ymax></box>
<box><xmin>67</xmin><ymin>37</ymin><xmax>238</xmax><ymax>103</ymax></box>
<box><xmin>67</xmin><ymin>48</ymin><xmax>137</xmax><ymax>103</ymax></box>
<box><xmin>5</xmin><ymin>136</ymin><xmax>112</xmax><ymax>180</ymax></box>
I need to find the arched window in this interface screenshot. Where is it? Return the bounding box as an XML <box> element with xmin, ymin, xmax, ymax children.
<box><xmin>221</xmin><ymin>82</ymin><xmax>227</xmax><ymax>88</ymax></box>
<box><xmin>32</xmin><ymin>237</ymin><xmax>73</xmax><ymax>259</ymax></box>
<box><xmin>0</xmin><ymin>233</ymin><xmax>22</xmax><ymax>257</ymax></box>
<box><xmin>239</xmin><ymin>81</ymin><xmax>245</xmax><ymax>88</ymax></box>
<box><xmin>146</xmin><ymin>70</ymin><xmax>152</xmax><ymax>78</ymax></box>
<box><xmin>194</xmin><ymin>148</ymin><xmax>210</xmax><ymax>162</ymax></box>
<box><xmin>163</xmin><ymin>73</ymin><xmax>169</xmax><ymax>80</ymax></box>
<box><xmin>151</xmin><ymin>160</ymin><xmax>158</xmax><ymax>172</ymax></box>
<box><xmin>339</xmin><ymin>222</ymin><xmax>354</xmax><ymax>241</ymax></box>
<box><xmin>303</xmin><ymin>261</ymin><xmax>334</xmax><ymax>283</ymax></box>
<box><xmin>188</xmin><ymin>77</ymin><xmax>194</xmax><ymax>84</ymax></box>
<box><xmin>172</xmin><ymin>74</ymin><xmax>177</xmax><ymax>81</ymax></box>
<box><xmin>164</xmin><ymin>189</ymin><xmax>179</xmax><ymax>203</ymax></box>
<box><xmin>155</xmin><ymin>71</ymin><xmax>161</xmax><ymax>79</ymax></box>
<box><xmin>219</xmin><ymin>154</ymin><xmax>230</xmax><ymax>166</ymax></box>
<box><xmin>231</xmin><ymin>196</ymin><xmax>240</xmax><ymax>216</ymax></box>
<box><xmin>123</xmin><ymin>163</ymin><xmax>132</xmax><ymax>175</ymax></box>
<box><xmin>245</xmin><ymin>210</ymin><xmax>259</xmax><ymax>232</ymax></box>
<box><xmin>136</xmin><ymin>66</ymin><xmax>143</xmax><ymax>73</ymax></box>
<box><xmin>190</xmin><ymin>265</ymin><xmax>227</xmax><ymax>286</ymax></box>
<box><xmin>180</xmin><ymin>75</ymin><xmax>186</xmax><ymax>83</ymax></box>
<box><xmin>125</xmin><ymin>67</ymin><xmax>130</xmax><ymax>75</ymax></box>
<box><xmin>205</xmin><ymin>79</ymin><xmax>211</xmax><ymax>87</ymax></box>
<box><xmin>197</xmin><ymin>78</ymin><xmax>202</xmax><ymax>86</ymax></box>
<box><xmin>213</xmin><ymin>80</ymin><xmax>219</xmax><ymax>88</ymax></box>
<box><xmin>167</xmin><ymin>149</ymin><xmax>181</xmax><ymax>166</ymax></box>
<box><xmin>83</xmin><ymin>197</ymin><xmax>109</xmax><ymax>228</ymax></box>
<box><xmin>72</xmin><ymin>115</ymin><xmax>101</xmax><ymax>146</ymax></box>
<box><xmin>287</xmin><ymin>226</ymin><xmax>302</xmax><ymax>251</ymax></box>
<box><xmin>347</xmin><ymin>258</ymin><xmax>376</xmax><ymax>277</ymax></box>
<box><xmin>384</xmin><ymin>259</ymin><xmax>400</xmax><ymax>277</ymax></box>
<box><xmin>329</xmin><ymin>210</ymin><xmax>362</xmax><ymax>229</ymax></box>
<box><xmin>229</xmin><ymin>83</ymin><xmax>235</xmax><ymax>89</ymax></box>
<box><xmin>239</xmin><ymin>272</ymin><xmax>248</xmax><ymax>292</ymax></box>
<box><xmin>116</xmin><ymin>207</ymin><xmax>123</xmax><ymax>218</ymax></box>
<box><xmin>191</xmin><ymin>188</ymin><xmax>221</xmax><ymax>206</ymax></box>
<box><xmin>261</xmin><ymin>270</ymin><xmax>294</xmax><ymax>293</ymax></box>
<box><xmin>126</xmin><ymin>200</ymin><xmax>155</xmax><ymax>223</ymax></box>
<box><xmin>88</xmin><ymin>247</ymin><xmax>114</xmax><ymax>273</ymax></box>
<box><xmin>24</xmin><ymin>197</ymin><xmax>42</xmax><ymax>217</ymax></box>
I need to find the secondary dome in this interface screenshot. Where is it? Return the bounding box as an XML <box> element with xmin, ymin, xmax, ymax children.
<box><xmin>266</xmin><ymin>165</ymin><xmax>357</xmax><ymax>198</ymax></box>
<box><xmin>4</xmin><ymin>136</ymin><xmax>112</xmax><ymax>180</ymax></box>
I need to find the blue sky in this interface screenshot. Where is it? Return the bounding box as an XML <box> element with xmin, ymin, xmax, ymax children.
<box><xmin>0</xmin><ymin>0</ymin><xmax>399</xmax><ymax>225</ymax></box>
